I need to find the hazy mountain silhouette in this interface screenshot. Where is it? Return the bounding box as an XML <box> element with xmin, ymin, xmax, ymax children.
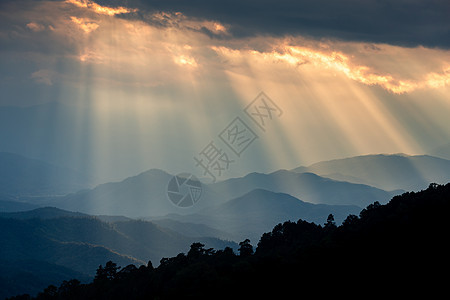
<box><xmin>292</xmin><ymin>154</ymin><xmax>450</xmax><ymax>191</ymax></box>
<box><xmin>95</xmin><ymin>215</ymin><xmax>133</xmax><ymax>223</ymax></box>
<box><xmin>209</xmin><ymin>170</ymin><xmax>394</xmax><ymax>207</ymax></box>
<box><xmin>0</xmin><ymin>199</ymin><xmax>38</xmax><ymax>212</ymax></box>
<box><xmin>0</xmin><ymin>207</ymin><xmax>88</xmax><ymax>219</ymax></box>
<box><xmin>149</xmin><ymin>219</ymin><xmax>234</xmax><ymax>240</ymax></box>
<box><xmin>0</xmin><ymin>209</ymin><xmax>236</xmax><ymax>298</ymax></box>
<box><xmin>0</xmin><ymin>209</ymin><xmax>235</xmax><ymax>264</ymax></box>
<box><xmin>0</xmin><ymin>152</ymin><xmax>92</xmax><ymax>197</ymax></box>
<box><xmin>20</xmin><ymin>167</ymin><xmax>394</xmax><ymax>219</ymax></box>
<box><xmin>36</xmin><ymin>169</ymin><xmax>226</xmax><ymax>218</ymax></box>
<box><xmin>0</xmin><ymin>217</ymin><xmax>143</xmax><ymax>273</ymax></box>
<box><xmin>3</xmin><ymin>153</ymin><xmax>446</xmax><ymax>219</ymax></box>
<box><xmin>160</xmin><ymin>189</ymin><xmax>361</xmax><ymax>242</ymax></box>
<box><xmin>3</xmin><ymin>151</ymin><xmax>448</xmax><ymax>291</ymax></box>
<box><xmin>18</xmin><ymin>184</ymin><xmax>449</xmax><ymax>299</ymax></box>
<box><xmin>0</xmin><ymin>216</ymin><xmax>141</xmax><ymax>299</ymax></box>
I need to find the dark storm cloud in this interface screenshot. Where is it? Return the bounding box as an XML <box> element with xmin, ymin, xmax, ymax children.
<box><xmin>114</xmin><ymin>0</ymin><xmax>450</xmax><ymax>48</ymax></box>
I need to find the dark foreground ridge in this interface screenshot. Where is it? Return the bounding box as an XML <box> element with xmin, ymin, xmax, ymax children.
<box><xmin>8</xmin><ymin>183</ymin><xmax>450</xmax><ymax>299</ymax></box>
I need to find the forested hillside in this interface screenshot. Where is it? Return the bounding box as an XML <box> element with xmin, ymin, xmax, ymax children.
<box><xmin>9</xmin><ymin>183</ymin><xmax>449</xmax><ymax>299</ymax></box>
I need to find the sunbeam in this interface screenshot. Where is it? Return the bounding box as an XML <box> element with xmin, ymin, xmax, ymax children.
<box><xmin>1</xmin><ymin>0</ymin><xmax>449</xmax><ymax>181</ymax></box>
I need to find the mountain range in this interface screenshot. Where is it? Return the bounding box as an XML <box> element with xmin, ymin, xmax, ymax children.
<box><xmin>36</xmin><ymin>169</ymin><xmax>224</xmax><ymax>217</ymax></box>
<box><xmin>155</xmin><ymin>189</ymin><xmax>361</xmax><ymax>242</ymax></box>
<box><xmin>2</xmin><ymin>152</ymin><xmax>450</xmax><ymax>240</ymax></box>
<box><xmin>293</xmin><ymin>154</ymin><xmax>450</xmax><ymax>191</ymax></box>
<box><xmin>16</xmin><ymin>183</ymin><xmax>450</xmax><ymax>299</ymax></box>
<box><xmin>21</xmin><ymin>167</ymin><xmax>399</xmax><ymax>218</ymax></box>
<box><xmin>0</xmin><ymin>207</ymin><xmax>236</xmax><ymax>299</ymax></box>
<box><xmin>5</xmin><ymin>153</ymin><xmax>448</xmax><ymax>217</ymax></box>
<box><xmin>208</xmin><ymin>170</ymin><xmax>395</xmax><ymax>207</ymax></box>
<box><xmin>2</xmin><ymin>151</ymin><xmax>450</xmax><ymax>298</ymax></box>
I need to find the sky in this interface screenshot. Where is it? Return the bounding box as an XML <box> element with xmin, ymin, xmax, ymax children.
<box><xmin>0</xmin><ymin>0</ymin><xmax>449</xmax><ymax>182</ymax></box>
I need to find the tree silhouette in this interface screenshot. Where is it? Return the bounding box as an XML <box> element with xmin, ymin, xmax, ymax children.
<box><xmin>147</xmin><ymin>260</ymin><xmax>154</xmax><ymax>270</ymax></box>
<box><xmin>94</xmin><ymin>261</ymin><xmax>120</xmax><ymax>282</ymax></box>
<box><xmin>238</xmin><ymin>239</ymin><xmax>253</xmax><ymax>257</ymax></box>
<box><xmin>36</xmin><ymin>285</ymin><xmax>57</xmax><ymax>300</ymax></box>
<box><xmin>324</xmin><ymin>214</ymin><xmax>336</xmax><ymax>229</ymax></box>
<box><xmin>57</xmin><ymin>279</ymin><xmax>81</xmax><ymax>299</ymax></box>
<box><xmin>342</xmin><ymin>214</ymin><xmax>359</xmax><ymax>227</ymax></box>
<box><xmin>188</xmin><ymin>242</ymin><xmax>205</xmax><ymax>259</ymax></box>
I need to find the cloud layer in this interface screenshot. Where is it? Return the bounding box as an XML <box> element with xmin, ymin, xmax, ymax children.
<box><xmin>2</xmin><ymin>0</ymin><xmax>448</xmax><ymax>98</ymax></box>
<box><xmin>121</xmin><ymin>0</ymin><xmax>450</xmax><ymax>49</ymax></box>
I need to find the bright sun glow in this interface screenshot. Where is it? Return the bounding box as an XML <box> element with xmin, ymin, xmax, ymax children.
<box><xmin>65</xmin><ymin>0</ymin><xmax>137</xmax><ymax>16</ymax></box>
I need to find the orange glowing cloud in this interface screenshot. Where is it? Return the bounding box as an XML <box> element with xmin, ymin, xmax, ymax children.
<box><xmin>66</xmin><ymin>0</ymin><xmax>137</xmax><ymax>16</ymax></box>
<box><xmin>70</xmin><ymin>16</ymin><xmax>99</xmax><ymax>33</ymax></box>
<box><xmin>173</xmin><ymin>55</ymin><xmax>198</xmax><ymax>67</ymax></box>
<box><xmin>259</xmin><ymin>45</ymin><xmax>416</xmax><ymax>93</ymax></box>
<box><xmin>214</xmin><ymin>23</ymin><xmax>226</xmax><ymax>32</ymax></box>
<box><xmin>147</xmin><ymin>11</ymin><xmax>229</xmax><ymax>37</ymax></box>
<box><xmin>12</xmin><ymin>0</ymin><xmax>450</xmax><ymax>96</ymax></box>
<box><xmin>212</xmin><ymin>43</ymin><xmax>450</xmax><ymax>94</ymax></box>
<box><xmin>26</xmin><ymin>22</ymin><xmax>45</xmax><ymax>32</ymax></box>
<box><xmin>79</xmin><ymin>50</ymin><xmax>106</xmax><ymax>63</ymax></box>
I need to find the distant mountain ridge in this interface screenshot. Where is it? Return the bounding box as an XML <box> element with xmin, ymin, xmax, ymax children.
<box><xmin>41</xmin><ymin>169</ymin><xmax>223</xmax><ymax>218</ymax></box>
<box><xmin>3</xmin><ymin>153</ymin><xmax>449</xmax><ymax>219</ymax></box>
<box><xmin>29</xmin><ymin>167</ymin><xmax>393</xmax><ymax>218</ymax></box>
<box><xmin>0</xmin><ymin>207</ymin><xmax>88</xmax><ymax>219</ymax></box>
<box><xmin>0</xmin><ymin>208</ymin><xmax>236</xmax><ymax>299</ymax></box>
<box><xmin>0</xmin><ymin>207</ymin><xmax>235</xmax><ymax>263</ymax></box>
<box><xmin>156</xmin><ymin>189</ymin><xmax>361</xmax><ymax>242</ymax></box>
<box><xmin>293</xmin><ymin>154</ymin><xmax>450</xmax><ymax>191</ymax></box>
<box><xmin>208</xmin><ymin>170</ymin><xmax>394</xmax><ymax>207</ymax></box>
<box><xmin>0</xmin><ymin>152</ymin><xmax>92</xmax><ymax>196</ymax></box>
<box><xmin>149</xmin><ymin>219</ymin><xmax>234</xmax><ymax>240</ymax></box>
<box><xmin>0</xmin><ymin>199</ymin><xmax>39</xmax><ymax>212</ymax></box>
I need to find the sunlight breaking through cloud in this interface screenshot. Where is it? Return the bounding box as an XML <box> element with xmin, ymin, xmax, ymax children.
<box><xmin>65</xmin><ymin>0</ymin><xmax>137</xmax><ymax>16</ymax></box>
<box><xmin>213</xmin><ymin>45</ymin><xmax>450</xmax><ymax>94</ymax></box>
<box><xmin>70</xmin><ymin>16</ymin><xmax>99</xmax><ymax>33</ymax></box>
<box><xmin>1</xmin><ymin>0</ymin><xmax>449</xmax><ymax>179</ymax></box>
<box><xmin>173</xmin><ymin>55</ymin><xmax>198</xmax><ymax>67</ymax></box>
<box><xmin>10</xmin><ymin>0</ymin><xmax>449</xmax><ymax>95</ymax></box>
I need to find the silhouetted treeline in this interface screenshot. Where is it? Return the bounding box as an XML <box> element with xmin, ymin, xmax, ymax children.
<box><xmin>8</xmin><ymin>183</ymin><xmax>450</xmax><ymax>299</ymax></box>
